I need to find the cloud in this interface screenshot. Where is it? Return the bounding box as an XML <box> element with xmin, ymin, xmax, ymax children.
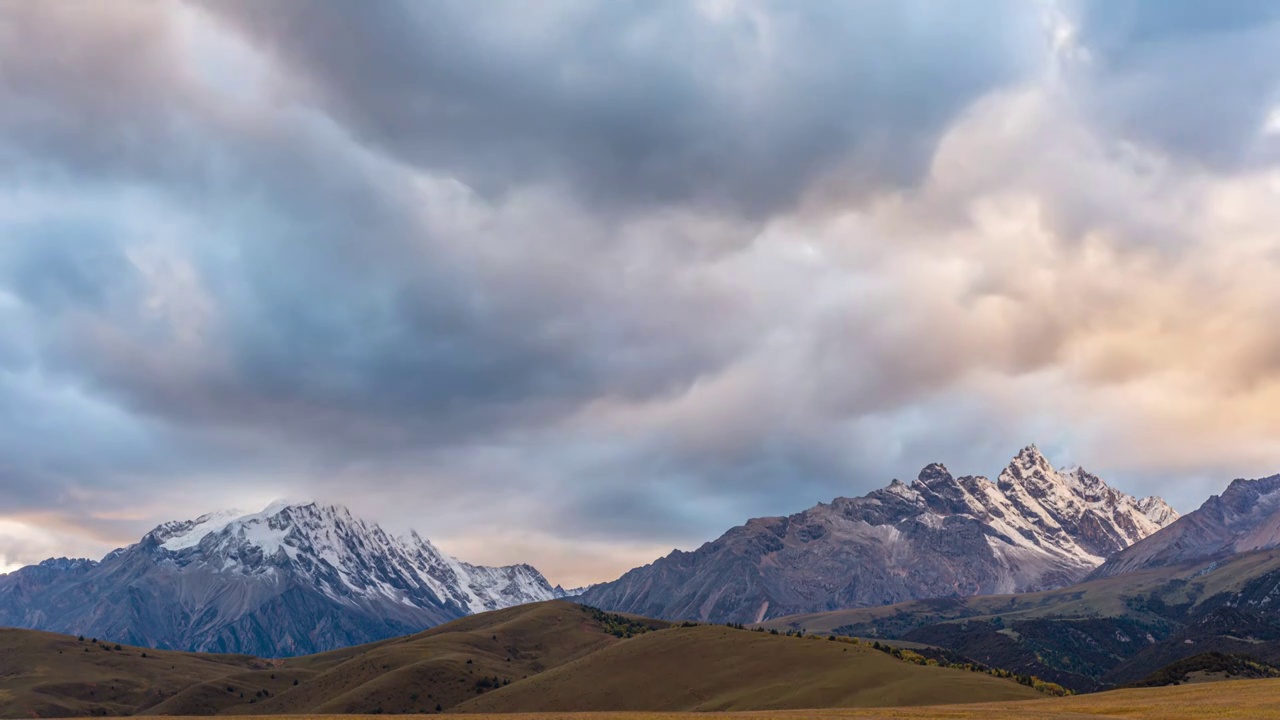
<box><xmin>2</xmin><ymin>0</ymin><xmax>1280</xmax><ymax>585</ymax></box>
<box><xmin>1067</xmin><ymin>0</ymin><xmax>1280</xmax><ymax>170</ymax></box>
<box><xmin>199</xmin><ymin>0</ymin><xmax>1047</xmax><ymax>216</ymax></box>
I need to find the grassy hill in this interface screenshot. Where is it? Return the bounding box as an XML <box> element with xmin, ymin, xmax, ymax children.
<box><xmin>211</xmin><ymin>601</ymin><xmax>661</xmax><ymax>715</ymax></box>
<box><xmin>0</xmin><ymin>601</ymin><xmax>1052</xmax><ymax>718</ymax></box>
<box><xmin>0</xmin><ymin>627</ymin><xmax>271</xmax><ymax>717</ymax></box>
<box><xmin>455</xmin><ymin>624</ymin><xmax>1040</xmax><ymax>713</ymax></box>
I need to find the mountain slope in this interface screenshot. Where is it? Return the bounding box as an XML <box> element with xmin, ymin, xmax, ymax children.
<box><xmin>1092</xmin><ymin>474</ymin><xmax>1280</xmax><ymax>578</ymax></box>
<box><xmin>762</xmin><ymin>546</ymin><xmax>1280</xmax><ymax>692</ymax></box>
<box><xmin>581</xmin><ymin>446</ymin><xmax>1177</xmax><ymax>624</ymax></box>
<box><xmin>0</xmin><ymin>502</ymin><xmax>562</xmax><ymax>657</ymax></box>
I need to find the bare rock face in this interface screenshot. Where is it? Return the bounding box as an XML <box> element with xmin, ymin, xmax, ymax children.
<box><xmin>580</xmin><ymin>446</ymin><xmax>1178</xmax><ymax>624</ymax></box>
<box><xmin>1091</xmin><ymin>474</ymin><xmax>1280</xmax><ymax>579</ymax></box>
<box><xmin>0</xmin><ymin>502</ymin><xmax>561</xmax><ymax>656</ymax></box>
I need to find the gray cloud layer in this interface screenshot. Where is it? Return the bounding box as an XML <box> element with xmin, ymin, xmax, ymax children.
<box><xmin>2</xmin><ymin>0</ymin><xmax>1280</xmax><ymax>584</ymax></box>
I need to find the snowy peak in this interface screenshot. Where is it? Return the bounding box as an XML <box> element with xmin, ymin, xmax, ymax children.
<box><xmin>149</xmin><ymin>508</ymin><xmax>249</xmax><ymax>550</ymax></box>
<box><xmin>888</xmin><ymin>445</ymin><xmax>1178</xmax><ymax>571</ymax></box>
<box><xmin>998</xmin><ymin>444</ymin><xmax>1083</xmax><ymax>497</ymax></box>
<box><xmin>143</xmin><ymin>500</ymin><xmax>560</xmax><ymax>616</ymax></box>
<box><xmin>1137</xmin><ymin>495</ymin><xmax>1178</xmax><ymax>526</ymax></box>
<box><xmin>1005</xmin><ymin>444</ymin><xmax>1055</xmax><ymax>479</ymax></box>
<box><xmin>989</xmin><ymin>446</ymin><xmax>1179</xmax><ymax>561</ymax></box>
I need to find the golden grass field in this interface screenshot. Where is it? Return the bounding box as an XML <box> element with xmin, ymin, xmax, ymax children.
<box><xmin>0</xmin><ymin>603</ymin><xmax>1045</xmax><ymax>717</ymax></box>
<box><xmin>191</xmin><ymin>677</ymin><xmax>1280</xmax><ymax>719</ymax></box>
<box><xmin>5</xmin><ymin>601</ymin><xmax>1276</xmax><ymax>718</ymax></box>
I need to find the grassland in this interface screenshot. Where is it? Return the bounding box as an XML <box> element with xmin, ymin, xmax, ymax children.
<box><xmin>186</xmin><ymin>677</ymin><xmax>1280</xmax><ymax>719</ymax></box>
<box><xmin>0</xmin><ymin>601</ymin><xmax>1045</xmax><ymax>718</ymax></box>
<box><xmin>454</xmin><ymin>625</ymin><xmax>1039</xmax><ymax>713</ymax></box>
<box><xmin>6</xmin><ymin>605</ymin><xmax>1280</xmax><ymax>718</ymax></box>
<box><xmin>0</xmin><ymin>627</ymin><xmax>274</xmax><ymax>717</ymax></box>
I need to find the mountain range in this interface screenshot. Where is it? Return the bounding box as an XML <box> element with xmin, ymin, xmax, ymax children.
<box><xmin>4</xmin><ymin>444</ymin><xmax>1263</xmax><ymax>668</ymax></box>
<box><xmin>580</xmin><ymin>446</ymin><xmax>1178</xmax><ymax>622</ymax></box>
<box><xmin>0</xmin><ymin>501</ymin><xmax>571</xmax><ymax>657</ymax></box>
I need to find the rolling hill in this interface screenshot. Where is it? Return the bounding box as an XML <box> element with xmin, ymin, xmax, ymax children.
<box><xmin>0</xmin><ymin>627</ymin><xmax>273</xmax><ymax>718</ymax></box>
<box><xmin>0</xmin><ymin>600</ymin><xmax>1052</xmax><ymax>718</ymax></box>
<box><xmin>455</xmin><ymin>623</ymin><xmax>1040</xmax><ymax>713</ymax></box>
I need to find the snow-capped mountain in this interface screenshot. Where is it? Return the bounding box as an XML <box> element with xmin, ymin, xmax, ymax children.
<box><xmin>0</xmin><ymin>501</ymin><xmax>561</xmax><ymax>656</ymax></box>
<box><xmin>580</xmin><ymin>446</ymin><xmax>1179</xmax><ymax>624</ymax></box>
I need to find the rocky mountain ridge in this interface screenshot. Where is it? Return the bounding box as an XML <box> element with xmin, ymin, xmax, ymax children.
<box><xmin>580</xmin><ymin>446</ymin><xmax>1178</xmax><ymax>623</ymax></box>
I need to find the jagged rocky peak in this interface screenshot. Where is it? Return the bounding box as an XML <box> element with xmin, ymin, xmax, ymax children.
<box><xmin>999</xmin><ymin>444</ymin><xmax>1084</xmax><ymax>496</ymax></box>
<box><xmin>913</xmin><ymin>462</ymin><xmax>954</xmax><ymax>487</ymax></box>
<box><xmin>1220</xmin><ymin>475</ymin><xmax>1280</xmax><ymax>512</ymax></box>
<box><xmin>1004</xmin><ymin>443</ymin><xmax>1056</xmax><ymax>477</ymax></box>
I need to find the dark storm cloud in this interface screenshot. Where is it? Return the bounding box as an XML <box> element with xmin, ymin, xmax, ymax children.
<box><xmin>201</xmin><ymin>0</ymin><xmax>1046</xmax><ymax>215</ymax></box>
<box><xmin>1</xmin><ymin>0</ymin><xmax>1048</xmax><ymax>470</ymax></box>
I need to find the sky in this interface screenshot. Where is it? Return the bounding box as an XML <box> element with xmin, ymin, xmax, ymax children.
<box><xmin>3</xmin><ymin>1</ymin><xmax>1280</xmax><ymax>587</ymax></box>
